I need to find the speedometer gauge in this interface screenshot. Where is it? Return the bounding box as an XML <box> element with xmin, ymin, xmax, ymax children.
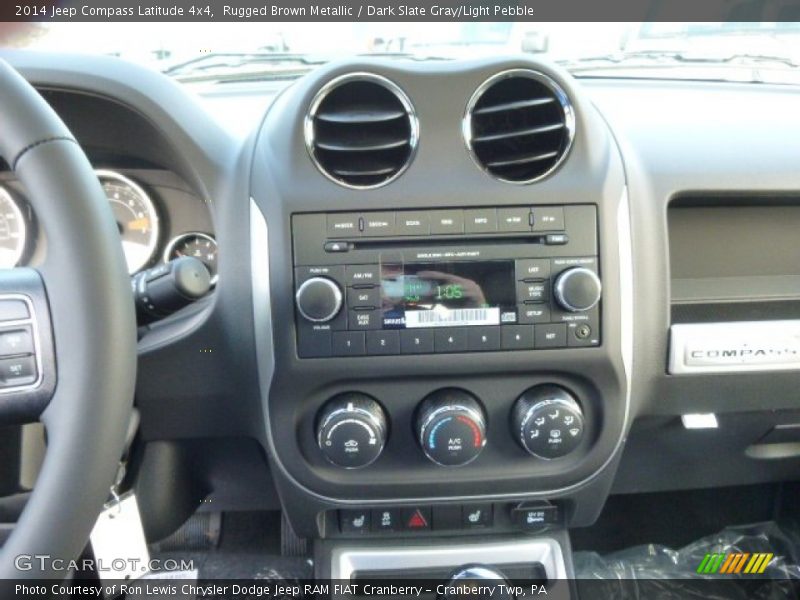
<box><xmin>0</xmin><ymin>186</ymin><xmax>27</xmax><ymax>269</ymax></box>
<box><xmin>96</xmin><ymin>170</ymin><xmax>160</xmax><ymax>274</ymax></box>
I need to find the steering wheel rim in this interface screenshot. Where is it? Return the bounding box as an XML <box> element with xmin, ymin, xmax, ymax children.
<box><xmin>0</xmin><ymin>59</ymin><xmax>137</xmax><ymax>578</ymax></box>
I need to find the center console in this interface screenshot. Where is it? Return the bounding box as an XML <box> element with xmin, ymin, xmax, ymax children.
<box><xmin>249</xmin><ymin>57</ymin><xmax>631</xmax><ymax>554</ymax></box>
<box><xmin>292</xmin><ymin>205</ymin><xmax>600</xmax><ymax>470</ymax></box>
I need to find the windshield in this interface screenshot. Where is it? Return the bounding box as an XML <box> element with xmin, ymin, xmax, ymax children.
<box><xmin>3</xmin><ymin>22</ymin><xmax>800</xmax><ymax>85</ymax></box>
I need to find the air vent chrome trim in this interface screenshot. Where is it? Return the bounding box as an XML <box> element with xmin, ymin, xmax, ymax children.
<box><xmin>463</xmin><ymin>68</ymin><xmax>575</xmax><ymax>185</ymax></box>
<box><xmin>304</xmin><ymin>72</ymin><xmax>419</xmax><ymax>190</ymax></box>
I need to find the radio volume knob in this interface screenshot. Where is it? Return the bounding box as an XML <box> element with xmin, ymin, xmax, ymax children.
<box><xmin>553</xmin><ymin>267</ymin><xmax>601</xmax><ymax>312</ymax></box>
<box><xmin>295</xmin><ymin>276</ymin><xmax>342</xmax><ymax>322</ymax></box>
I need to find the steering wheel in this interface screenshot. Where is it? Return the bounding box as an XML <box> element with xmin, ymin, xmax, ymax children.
<box><xmin>0</xmin><ymin>60</ymin><xmax>137</xmax><ymax>578</ymax></box>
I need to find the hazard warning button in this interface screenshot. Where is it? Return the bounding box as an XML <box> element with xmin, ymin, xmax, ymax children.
<box><xmin>402</xmin><ymin>507</ymin><xmax>431</xmax><ymax>531</ymax></box>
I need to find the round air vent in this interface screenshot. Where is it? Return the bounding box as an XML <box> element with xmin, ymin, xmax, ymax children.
<box><xmin>463</xmin><ymin>69</ymin><xmax>575</xmax><ymax>184</ymax></box>
<box><xmin>305</xmin><ymin>73</ymin><xmax>418</xmax><ymax>189</ymax></box>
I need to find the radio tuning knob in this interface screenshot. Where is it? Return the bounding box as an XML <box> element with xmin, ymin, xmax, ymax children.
<box><xmin>316</xmin><ymin>393</ymin><xmax>387</xmax><ymax>469</ymax></box>
<box><xmin>553</xmin><ymin>267</ymin><xmax>601</xmax><ymax>312</ymax></box>
<box><xmin>295</xmin><ymin>276</ymin><xmax>342</xmax><ymax>323</ymax></box>
<box><xmin>417</xmin><ymin>389</ymin><xmax>487</xmax><ymax>467</ymax></box>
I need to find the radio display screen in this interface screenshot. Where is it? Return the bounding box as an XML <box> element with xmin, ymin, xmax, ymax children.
<box><xmin>380</xmin><ymin>261</ymin><xmax>517</xmax><ymax>328</ymax></box>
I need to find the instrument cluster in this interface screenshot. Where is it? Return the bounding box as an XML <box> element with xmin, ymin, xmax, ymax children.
<box><xmin>0</xmin><ymin>169</ymin><xmax>217</xmax><ymax>280</ymax></box>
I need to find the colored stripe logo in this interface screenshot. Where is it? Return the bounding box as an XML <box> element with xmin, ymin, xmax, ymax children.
<box><xmin>697</xmin><ymin>552</ymin><xmax>774</xmax><ymax>574</ymax></box>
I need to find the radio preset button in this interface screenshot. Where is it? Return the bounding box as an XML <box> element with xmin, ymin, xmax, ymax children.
<box><xmin>532</xmin><ymin>206</ymin><xmax>565</xmax><ymax>231</ymax></box>
<box><xmin>464</xmin><ymin>208</ymin><xmax>498</xmax><ymax>233</ymax></box>
<box><xmin>366</xmin><ymin>331</ymin><xmax>400</xmax><ymax>355</ymax></box>
<box><xmin>434</xmin><ymin>328</ymin><xmax>468</xmax><ymax>352</ymax></box>
<box><xmin>362</xmin><ymin>212</ymin><xmax>396</xmax><ymax>236</ymax></box>
<box><xmin>467</xmin><ymin>327</ymin><xmax>501</xmax><ymax>351</ymax></box>
<box><xmin>400</xmin><ymin>329</ymin><xmax>435</xmax><ymax>354</ymax></box>
<box><xmin>502</xmin><ymin>325</ymin><xmax>535</xmax><ymax>350</ymax></box>
<box><xmin>497</xmin><ymin>207</ymin><xmax>532</xmax><ymax>232</ymax></box>
<box><xmin>345</xmin><ymin>265</ymin><xmax>380</xmax><ymax>286</ymax></box>
<box><xmin>327</xmin><ymin>213</ymin><xmax>361</xmax><ymax>238</ymax></box>
<box><xmin>349</xmin><ymin>309</ymin><xmax>382</xmax><ymax>330</ymax></box>
<box><xmin>397</xmin><ymin>212</ymin><xmax>430</xmax><ymax>236</ymax></box>
<box><xmin>535</xmin><ymin>323</ymin><xmax>567</xmax><ymax>348</ymax></box>
<box><xmin>332</xmin><ymin>331</ymin><xmax>366</xmax><ymax>356</ymax></box>
<box><xmin>429</xmin><ymin>210</ymin><xmax>465</xmax><ymax>235</ymax></box>
<box><xmin>347</xmin><ymin>287</ymin><xmax>379</xmax><ymax>309</ymax></box>
<box><xmin>516</xmin><ymin>259</ymin><xmax>550</xmax><ymax>281</ymax></box>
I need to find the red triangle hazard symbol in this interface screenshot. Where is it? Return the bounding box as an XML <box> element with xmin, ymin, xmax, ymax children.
<box><xmin>407</xmin><ymin>509</ymin><xmax>427</xmax><ymax>528</ymax></box>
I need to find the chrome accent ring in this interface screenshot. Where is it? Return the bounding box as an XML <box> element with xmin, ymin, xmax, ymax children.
<box><xmin>163</xmin><ymin>231</ymin><xmax>218</xmax><ymax>285</ymax></box>
<box><xmin>295</xmin><ymin>277</ymin><xmax>342</xmax><ymax>323</ymax></box>
<box><xmin>419</xmin><ymin>403</ymin><xmax>487</xmax><ymax>467</ymax></box>
<box><xmin>317</xmin><ymin>405</ymin><xmax>387</xmax><ymax>470</ymax></box>
<box><xmin>304</xmin><ymin>72</ymin><xmax>419</xmax><ymax>190</ymax></box>
<box><xmin>462</xmin><ymin>68</ymin><xmax>576</xmax><ymax>185</ymax></box>
<box><xmin>518</xmin><ymin>397</ymin><xmax>581</xmax><ymax>460</ymax></box>
<box><xmin>0</xmin><ymin>186</ymin><xmax>27</xmax><ymax>268</ymax></box>
<box><xmin>95</xmin><ymin>169</ymin><xmax>160</xmax><ymax>274</ymax></box>
<box><xmin>554</xmin><ymin>267</ymin><xmax>602</xmax><ymax>312</ymax></box>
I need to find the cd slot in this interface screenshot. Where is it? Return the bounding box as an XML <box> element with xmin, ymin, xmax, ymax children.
<box><xmin>352</xmin><ymin>234</ymin><xmax>547</xmax><ymax>250</ymax></box>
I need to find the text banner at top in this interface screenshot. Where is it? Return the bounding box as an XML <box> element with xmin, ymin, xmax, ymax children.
<box><xmin>3</xmin><ymin>0</ymin><xmax>799</xmax><ymax>22</ymax></box>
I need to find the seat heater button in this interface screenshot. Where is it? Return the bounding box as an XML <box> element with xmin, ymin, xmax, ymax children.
<box><xmin>339</xmin><ymin>509</ymin><xmax>371</xmax><ymax>534</ymax></box>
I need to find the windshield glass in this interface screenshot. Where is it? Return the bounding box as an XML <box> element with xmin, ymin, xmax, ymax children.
<box><xmin>3</xmin><ymin>22</ymin><xmax>800</xmax><ymax>85</ymax></box>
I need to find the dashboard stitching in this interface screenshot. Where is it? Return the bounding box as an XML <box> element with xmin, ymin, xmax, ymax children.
<box><xmin>12</xmin><ymin>136</ymin><xmax>76</xmax><ymax>171</ymax></box>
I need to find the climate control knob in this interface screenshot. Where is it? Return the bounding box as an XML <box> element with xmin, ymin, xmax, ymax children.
<box><xmin>553</xmin><ymin>267</ymin><xmax>601</xmax><ymax>312</ymax></box>
<box><xmin>417</xmin><ymin>389</ymin><xmax>487</xmax><ymax>467</ymax></box>
<box><xmin>316</xmin><ymin>393</ymin><xmax>387</xmax><ymax>468</ymax></box>
<box><xmin>512</xmin><ymin>385</ymin><xmax>585</xmax><ymax>459</ymax></box>
<box><xmin>295</xmin><ymin>276</ymin><xmax>342</xmax><ymax>322</ymax></box>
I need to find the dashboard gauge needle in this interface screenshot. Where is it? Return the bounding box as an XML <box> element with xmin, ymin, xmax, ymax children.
<box><xmin>128</xmin><ymin>217</ymin><xmax>150</xmax><ymax>232</ymax></box>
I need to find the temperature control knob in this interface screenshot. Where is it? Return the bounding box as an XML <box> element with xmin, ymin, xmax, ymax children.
<box><xmin>316</xmin><ymin>393</ymin><xmax>387</xmax><ymax>468</ymax></box>
<box><xmin>295</xmin><ymin>277</ymin><xmax>342</xmax><ymax>323</ymax></box>
<box><xmin>417</xmin><ymin>389</ymin><xmax>486</xmax><ymax>466</ymax></box>
<box><xmin>553</xmin><ymin>267</ymin><xmax>601</xmax><ymax>312</ymax></box>
<box><xmin>512</xmin><ymin>385</ymin><xmax>585</xmax><ymax>459</ymax></box>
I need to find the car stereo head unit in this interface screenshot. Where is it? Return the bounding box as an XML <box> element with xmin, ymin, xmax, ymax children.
<box><xmin>291</xmin><ymin>205</ymin><xmax>600</xmax><ymax>358</ymax></box>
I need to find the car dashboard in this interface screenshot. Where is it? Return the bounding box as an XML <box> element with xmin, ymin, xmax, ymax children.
<box><xmin>1</xmin><ymin>49</ymin><xmax>799</xmax><ymax>573</ymax></box>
